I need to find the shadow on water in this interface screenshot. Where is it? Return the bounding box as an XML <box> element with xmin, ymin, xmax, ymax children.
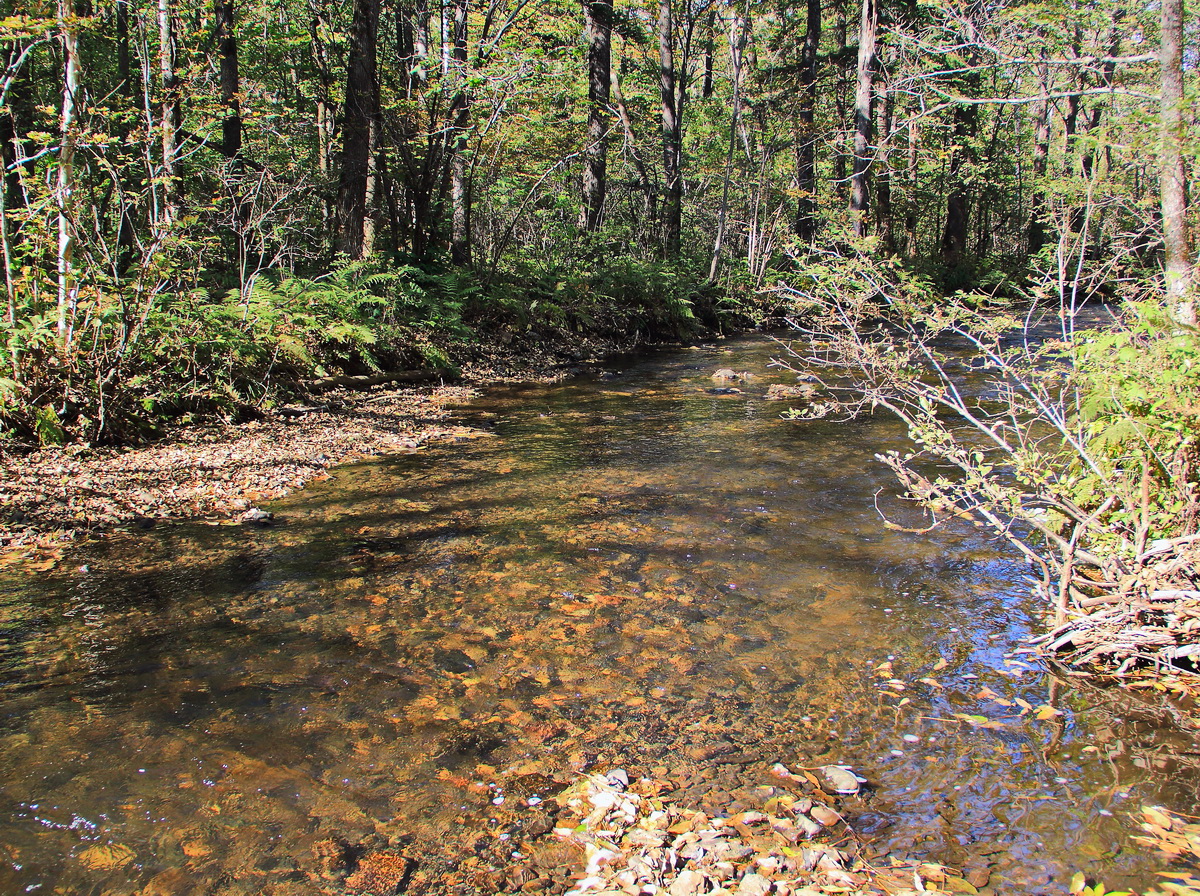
<box><xmin>1</xmin><ymin>336</ymin><xmax>1197</xmax><ymax>894</ymax></box>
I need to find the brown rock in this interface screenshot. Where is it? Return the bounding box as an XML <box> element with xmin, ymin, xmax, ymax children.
<box><xmin>808</xmin><ymin>805</ymin><xmax>840</xmax><ymax>827</ymax></box>
<box><xmin>311</xmin><ymin>837</ymin><xmax>353</xmax><ymax>876</ymax></box>
<box><xmin>669</xmin><ymin>868</ymin><xmax>710</xmax><ymax>895</ymax></box>
<box><xmin>137</xmin><ymin>867</ymin><xmax>192</xmax><ymax>896</ymax></box>
<box><xmin>765</xmin><ymin>383</ymin><xmax>816</xmax><ymax>401</ymax></box>
<box><xmin>737</xmin><ymin>873</ymin><xmax>773</xmax><ymax>896</ymax></box>
<box><xmin>345</xmin><ymin>851</ymin><xmax>412</xmax><ymax>895</ymax></box>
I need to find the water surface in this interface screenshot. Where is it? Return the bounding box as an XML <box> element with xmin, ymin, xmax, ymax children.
<box><xmin>1</xmin><ymin>336</ymin><xmax>1196</xmax><ymax>894</ymax></box>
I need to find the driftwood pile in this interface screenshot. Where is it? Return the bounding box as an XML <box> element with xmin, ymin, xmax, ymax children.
<box><xmin>1039</xmin><ymin>536</ymin><xmax>1200</xmax><ymax>679</ymax></box>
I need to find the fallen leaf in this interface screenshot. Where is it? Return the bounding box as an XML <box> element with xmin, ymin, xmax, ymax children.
<box><xmin>952</xmin><ymin>713</ymin><xmax>1006</xmax><ymax>730</ymax></box>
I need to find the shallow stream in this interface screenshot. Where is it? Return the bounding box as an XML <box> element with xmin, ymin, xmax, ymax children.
<box><xmin>2</xmin><ymin>336</ymin><xmax>1198</xmax><ymax>895</ymax></box>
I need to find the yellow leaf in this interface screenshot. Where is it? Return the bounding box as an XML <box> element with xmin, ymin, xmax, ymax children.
<box><xmin>1144</xmin><ymin>806</ymin><xmax>1176</xmax><ymax>829</ymax></box>
<box><xmin>943</xmin><ymin>875</ymin><xmax>980</xmax><ymax>894</ymax></box>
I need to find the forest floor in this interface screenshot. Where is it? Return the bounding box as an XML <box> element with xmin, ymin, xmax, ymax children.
<box><xmin>0</xmin><ymin>332</ymin><xmax>637</xmax><ymax>556</ymax></box>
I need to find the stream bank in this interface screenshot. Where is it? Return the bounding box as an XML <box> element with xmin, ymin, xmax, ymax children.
<box><xmin>0</xmin><ymin>332</ymin><xmax>644</xmax><ymax>552</ymax></box>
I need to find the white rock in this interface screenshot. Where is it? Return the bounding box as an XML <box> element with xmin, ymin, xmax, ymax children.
<box><xmin>737</xmin><ymin>873</ymin><xmax>773</xmax><ymax>896</ymax></box>
<box><xmin>607</xmin><ymin>769</ymin><xmax>630</xmax><ymax>790</ymax></box>
<box><xmin>818</xmin><ymin>766</ymin><xmax>861</xmax><ymax>795</ymax></box>
<box><xmin>668</xmin><ymin>869</ymin><xmax>709</xmax><ymax>896</ymax></box>
<box><xmin>591</xmin><ymin>791</ymin><xmax>620</xmax><ymax>810</ymax></box>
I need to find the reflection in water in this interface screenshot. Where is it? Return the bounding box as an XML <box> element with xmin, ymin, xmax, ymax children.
<box><xmin>0</xmin><ymin>337</ymin><xmax>1196</xmax><ymax>894</ymax></box>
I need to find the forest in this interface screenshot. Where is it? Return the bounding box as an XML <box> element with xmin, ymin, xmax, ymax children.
<box><xmin>1</xmin><ymin>0</ymin><xmax>1198</xmax><ymax>673</ymax></box>
<box><xmin>0</xmin><ymin>0</ymin><xmax>1191</xmax><ymax>434</ymax></box>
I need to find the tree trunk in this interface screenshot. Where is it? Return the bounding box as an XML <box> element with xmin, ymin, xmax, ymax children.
<box><xmin>940</xmin><ymin>12</ymin><xmax>980</xmax><ymax>269</ymax></box>
<box><xmin>312</xmin><ymin>17</ymin><xmax>330</xmax><ymax>180</ymax></box>
<box><xmin>158</xmin><ymin>0</ymin><xmax>179</xmax><ymax>225</ymax></box>
<box><xmin>397</xmin><ymin>5</ymin><xmax>415</xmax><ymax>97</ymax></box>
<box><xmin>1</xmin><ymin>40</ymin><xmax>33</xmax><ymax>376</ymax></box>
<box><xmin>850</xmin><ymin>0</ymin><xmax>875</xmax><ymax>237</ymax></box>
<box><xmin>116</xmin><ymin>0</ymin><xmax>133</xmax><ymax>97</ymax></box>
<box><xmin>57</xmin><ymin>0</ymin><xmax>81</xmax><ymax>348</ymax></box>
<box><xmin>413</xmin><ymin>0</ymin><xmax>431</xmax><ymax>81</ymax></box>
<box><xmin>904</xmin><ymin>99</ymin><xmax>918</xmax><ymax>254</ymax></box>
<box><xmin>794</xmin><ymin>0</ymin><xmax>820</xmax><ymax>242</ymax></box>
<box><xmin>1027</xmin><ymin>61</ymin><xmax>1050</xmax><ymax>255</ymax></box>
<box><xmin>215</xmin><ymin>0</ymin><xmax>241</xmax><ymax>163</ymax></box>
<box><xmin>658</xmin><ymin>0</ymin><xmax>682</xmax><ymax>257</ymax></box>
<box><xmin>580</xmin><ymin>0</ymin><xmax>612</xmax><ymax>233</ymax></box>
<box><xmin>448</xmin><ymin>0</ymin><xmax>471</xmax><ymax>266</ymax></box>
<box><xmin>875</xmin><ymin>85</ymin><xmax>893</xmax><ymax>252</ymax></box>
<box><xmin>701</xmin><ymin>8</ymin><xmax>714</xmax><ymax>98</ymax></box>
<box><xmin>709</xmin><ymin>9</ymin><xmax>745</xmax><ymax>281</ymax></box>
<box><xmin>335</xmin><ymin>0</ymin><xmax>382</xmax><ymax>259</ymax></box>
<box><xmin>940</xmin><ymin>100</ymin><xmax>977</xmax><ymax>266</ymax></box>
<box><xmin>363</xmin><ymin>114</ymin><xmax>381</xmax><ymax>255</ymax></box>
<box><xmin>1159</xmin><ymin>0</ymin><xmax>1193</xmax><ymax>321</ymax></box>
<box><xmin>833</xmin><ymin>0</ymin><xmax>849</xmax><ymax>201</ymax></box>
<box><xmin>215</xmin><ymin>0</ymin><xmax>248</xmax><ymax>286</ymax></box>
<box><xmin>0</xmin><ymin>43</ymin><xmax>30</xmax><ymax>214</ymax></box>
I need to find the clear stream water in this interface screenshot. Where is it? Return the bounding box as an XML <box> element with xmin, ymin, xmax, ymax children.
<box><xmin>1</xmin><ymin>336</ymin><xmax>1198</xmax><ymax>895</ymax></box>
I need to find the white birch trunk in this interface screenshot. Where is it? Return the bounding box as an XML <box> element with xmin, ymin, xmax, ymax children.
<box><xmin>57</xmin><ymin>0</ymin><xmax>81</xmax><ymax>348</ymax></box>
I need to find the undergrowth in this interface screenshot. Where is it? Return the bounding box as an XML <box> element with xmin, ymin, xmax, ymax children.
<box><xmin>0</xmin><ymin>254</ymin><xmax>721</xmax><ymax>447</ymax></box>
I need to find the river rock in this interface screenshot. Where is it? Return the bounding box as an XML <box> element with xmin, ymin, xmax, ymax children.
<box><xmin>344</xmin><ymin>851</ymin><xmax>411</xmax><ymax>895</ymax></box>
<box><xmin>765</xmin><ymin>384</ymin><xmax>817</xmax><ymax>401</ymax></box>
<box><xmin>669</xmin><ymin>869</ymin><xmax>710</xmax><ymax>895</ymax></box>
<box><xmin>784</xmin><ymin>814</ymin><xmax>822</xmax><ymax>839</ymax></box>
<box><xmin>818</xmin><ymin>766</ymin><xmax>861</xmax><ymax>795</ymax></box>
<box><xmin>687</xmin><ymin>741</ymin><xmax>736</xmax><ymax>762</ymax></box>
<box><xmin>965</xmin><ymin>863</ymin><xmax>992</xmax><ymax>888</ymax></box>
<box><xmin>311</xmin><ymin>836</ymin><xmax>353</xmax><ymax>876</ymax></box>
<box><xmin>808</xmin><ymin>805</ymin><xmax>840</xmax><ymax>826</ymax></box>
<box><xmin>606</xmin><ymin>769</ymin><xmax>629</xmax><ymax>790</ymax></box>
<box><xmin>737</xmin><ymin>872</ymin><xmax>773</xmax><ymax>895</ymax></box>
<box><xmin>137</xmin><ymin>867</ymin><xmax>192</xmax><ymax>896</ymax></box>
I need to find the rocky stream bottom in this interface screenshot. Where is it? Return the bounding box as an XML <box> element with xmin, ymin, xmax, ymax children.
<box><xmin>301</xmin><ymin>764</ymin><xmax>987</xmax><ymax>896</ymax></box>
<box><xmin>5</xmin><ymin>336</ymin><xmax>1200</xmax><ymax>896</ymax></box>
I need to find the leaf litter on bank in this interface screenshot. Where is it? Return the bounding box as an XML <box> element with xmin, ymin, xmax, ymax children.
<box><xmin>0</xmin><ymin>330</ymin><xmax>646</xmax><ymax>555</ymax></box>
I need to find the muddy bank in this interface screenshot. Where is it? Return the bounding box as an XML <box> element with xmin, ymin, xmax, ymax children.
<box><xmin>0</xmin><ymin>333</ymin><xmax>638</xmax><ymax>551</ymax></box>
